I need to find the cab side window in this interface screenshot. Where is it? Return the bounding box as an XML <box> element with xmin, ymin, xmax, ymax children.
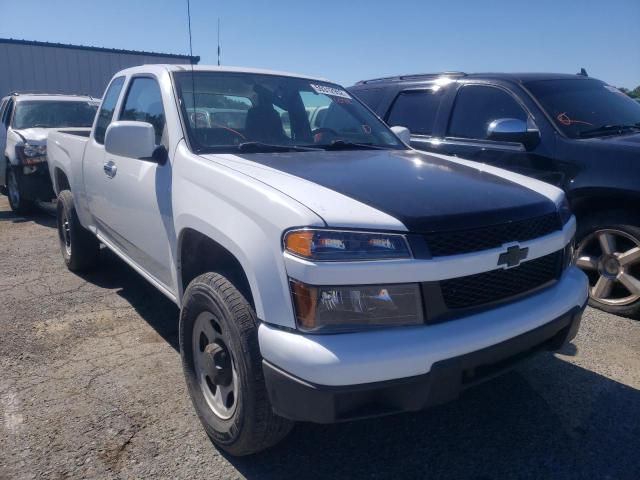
<box><xmin>94</xmin><ymin>76</ymin><xmax>125</xmax><ymax>144</ymax></box>
<box><xmin>120</xmin><ymin>77</ymin><xmax>166</xmax><ymax>144</ymax></box>
<box><xmin>386</xmin><ymin>89</ymin><xmax>443</xmax><ymax>136</ymax></box>
<box><xmin>448</xmin><ymin>85</ymin><xmax>527</xmax><ymax>140</ymax></box>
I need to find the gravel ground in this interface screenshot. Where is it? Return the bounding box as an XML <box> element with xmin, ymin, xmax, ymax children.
<box><xmin>0</xmin><ymin>196</ymin><xmax>639</xmax><ymax>480</ymax></box>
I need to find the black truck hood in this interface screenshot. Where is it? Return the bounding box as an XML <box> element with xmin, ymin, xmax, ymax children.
<box><xmin>231</xmin><ymin>149</ymin><xmax>556</xmax><ymax>233</ymax></box>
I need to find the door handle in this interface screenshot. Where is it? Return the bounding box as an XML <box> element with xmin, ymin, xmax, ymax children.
<box><xmin>103</xmin><ymin>161</ymin><xmax>117</xmax><ymax>178</ymax></box>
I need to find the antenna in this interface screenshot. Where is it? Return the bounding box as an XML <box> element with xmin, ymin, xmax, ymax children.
<box><xmin>186</xmin><ymin>0</ymin><xmax>196</xmax><ymax>118</ymax></box>
<box><xmin>217</xmin><ymin>17</ymin><xmax>221</xmax><ymax>66</ymax></box>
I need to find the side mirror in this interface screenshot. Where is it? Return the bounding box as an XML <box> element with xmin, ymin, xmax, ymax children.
<box><xmin>487</xmin><ymin>118</ymin><xmax>540</xmax><ymax>150</ymax></box>
<box><xmin>104</xmin><ymin>121</ymin><xmax>162</xmax><ymax>162</ymax></box>
<box><xmin>390</xmin><ymin>126</ymin><xmax>411</xmax><ymax>145</ymax></box>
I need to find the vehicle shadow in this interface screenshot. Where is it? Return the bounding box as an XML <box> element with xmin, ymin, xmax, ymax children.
<box><xmin>0</xmin><ymin>206</ymin><xmax>57</xmax><ymax>228</ymax></box>
<box><xmin>224</xmin><ymin>359</ymin><xmax>640</xmax><ymax>480</ymax></box>
<box><xmin>74</xmin><ymin>242</ymin><xmax>640</xmax><ymax>479</ymax></box>
<box><xmin>77</xmin><ymin>248</ymin><xmax>180</xmax><ymax>350</ymax></box>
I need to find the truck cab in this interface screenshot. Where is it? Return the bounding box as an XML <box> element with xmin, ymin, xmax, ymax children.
<box><xmin>0</xmin><ymin>93</ymin><xmax>98</xmax><ymax>213</ymax></box>
<box><xmin>47</xmin><ymin>65</ymin><xmax>587</xmax><ymax>456</ymax></box>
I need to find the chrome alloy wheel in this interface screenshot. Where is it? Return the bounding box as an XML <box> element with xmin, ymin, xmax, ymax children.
<box><xmin>7</xmin><ymin>169</ymin><xmax>20</xmax><ymax>207</ymax></box>
<box><xmin>576</xmin><ymin>229</ymin><xmax>640</xmax><ymax>306</ymax></box>
<box><xmin>192</xmin><ymin>311</ymin><xmax>239</xmax><ymax>420</ymax></box>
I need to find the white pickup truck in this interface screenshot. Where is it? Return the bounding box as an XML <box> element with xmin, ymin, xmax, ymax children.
<box><xmin>48</xmin><ymin>65</ymin><xmax>588</xmax><ymax>456</ymax></box>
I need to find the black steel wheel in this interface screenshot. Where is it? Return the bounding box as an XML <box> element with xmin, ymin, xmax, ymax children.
<box><xmin>179</xmin><ymin>272</ymin><xmax>293</xmax><ymax>456</ymax></box>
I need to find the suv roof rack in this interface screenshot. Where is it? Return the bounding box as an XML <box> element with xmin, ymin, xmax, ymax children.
<box><xmin>10</xmin><ymin>92</ymin><xmax>95</xmax><ymax>98</ymax></box>
<box><xmin>355</xmin><ymin>71</ymin><xmax>466</xmax><ymax>85</ymax></box>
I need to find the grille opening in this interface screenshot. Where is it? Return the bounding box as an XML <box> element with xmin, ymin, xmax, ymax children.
<box><xmin>426</xmin><ymin>213</ymin><xmax>562</xmax><ymax>257</ymax></box>
<box><xmin>440</xmin><ymin>251</ymin><xmax>563</xmax><ymax>310</ymax></box>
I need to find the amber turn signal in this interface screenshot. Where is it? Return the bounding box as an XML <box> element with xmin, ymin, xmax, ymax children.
<box><xmin>290</xmin><ymin>281</ymin><xmax>318</xmax><ymax>329</ymax></box>
<box><xmin>284</xmin><ymin>230</ymin><xmax>314</xmax><ymax>258</ymax></box>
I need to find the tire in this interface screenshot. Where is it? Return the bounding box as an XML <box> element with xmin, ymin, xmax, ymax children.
<box><xmin>56</xmin><ymin>190</ymin><xmax>100</xmax><ymax>271</ymax></box>
<box><xmin>180</xmin><ymin>272</ymin><xmax>293</xmax><ymax>456</ymax></box>
<box><xmin>6</xmin><ymin>166</ymin><xmax>34</xmax><ymax>214</ymax></box>
<box><xmin>575</xmin><ymin>210</ymin><xmax>640</xmax><ymax>318</ymax></box>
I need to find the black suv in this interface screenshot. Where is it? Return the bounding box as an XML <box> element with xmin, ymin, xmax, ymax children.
<box><xmin>349</xmin><ymin>72</ymin><xmax>640</xmax><ymax>316</ymax></box>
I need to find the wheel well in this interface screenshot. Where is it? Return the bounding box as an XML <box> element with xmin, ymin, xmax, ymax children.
<box><xmin>179</xmin><ymin>229</ymin><xmax>255</xmax><ymax>308</ymax></box>
<box><xmin>54</xmin><ymin>168</ymin><xmax>70</xmax><ymax>193</ymax></box>
<box><xmin>571</xmin><ymin>192</ymin><xmax>640</xmax><ymax>224</ymax></box>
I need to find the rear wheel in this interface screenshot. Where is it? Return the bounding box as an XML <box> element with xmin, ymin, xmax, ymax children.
<box><xmin>7</xmin><ymin>166</ymin><xmax>34</xmax><ymax>214</ymax></box>
<box><xmin>575</xmin><ymin>211</ymin><xmax>640</xmax><ymax>317</ymax></box>
<box><xmin>56</xmin><ymin>190</ymin><xmax>100</xmax><ymax>271</ymax></box>
<box><xmin>180</xmin><ymin>273</ymin><xmax>293</xmax><ymax>456</ymax></box>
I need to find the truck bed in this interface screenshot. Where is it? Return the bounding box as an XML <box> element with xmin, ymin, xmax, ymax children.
<box><xmin>47</xmin><ymin>129</ymin><xmax>90</xmax><ymax>196</ymax></box>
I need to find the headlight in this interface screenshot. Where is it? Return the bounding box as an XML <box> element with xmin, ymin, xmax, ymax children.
<box><xmin>290</xmin><ymin>280</ymin><xmax>423</xmax><ymax>333</ymax></box>
<box><xmin>563</xmin><ymin>236</ymin><xmax>575</xmax><ymax>270</ymax></box>
<box><xmin>284</xmin><ymin>228</ymin><xmax>411</xmax><ymax>261</ymax></box>
<box><xmin>558</xmin><ymin>196</ymin><xmax>572</xmax><ymax>225</ymax></box>
<box><xmin>16</xmin><ymin>144</ymin><xmax>47</xmax><ymax>165</ymax></box>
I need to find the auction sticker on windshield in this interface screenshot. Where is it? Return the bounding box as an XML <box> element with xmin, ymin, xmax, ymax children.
<box><xmin>310</xmin><ymin>84</ymin><xmax>351</xmax><ymax>99</ymax></box>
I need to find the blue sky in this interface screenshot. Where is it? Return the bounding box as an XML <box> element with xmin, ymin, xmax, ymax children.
<box><xmin>1</xmin><ymin>0</ymin><xmax>638</xmax><ymax>88</ymax></box>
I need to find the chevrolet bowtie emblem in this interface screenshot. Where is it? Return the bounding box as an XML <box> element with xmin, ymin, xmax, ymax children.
<box><xmin>498</xmin><ymin>245</ymin><xmax>529</xmax><ymax>268</ymax></box>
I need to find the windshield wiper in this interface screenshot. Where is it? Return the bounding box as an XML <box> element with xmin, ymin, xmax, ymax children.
<box><xmin>320</xmin><ymin>140</ymin><xmax>393</xmax><ymax>150</ymax></box>
<box><xmin>236</xmin><ymin>142</ymin><xmax>322</xmax><ymax>153</ymax></box>
<box><xmin>579</xmin><ymin>124</ymin><xmax>640</xmax><ymax>138</ymax></box>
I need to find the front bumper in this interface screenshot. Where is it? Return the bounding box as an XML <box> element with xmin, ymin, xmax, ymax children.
<box><xmin>264</xmin><ymin>305</ymin><xmax>584</xmax><ymax>423</ymax></box>
<box><xmin>259</xmin><ymin>266</ymin><xmax>588</xmax><ymax>423</ymax></box>
<box><xmin>13</xmin><ymin>162</ymin><xmax>54</xmax><ymax>201</ymax></box>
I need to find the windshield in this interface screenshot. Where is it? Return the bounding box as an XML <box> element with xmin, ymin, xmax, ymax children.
<box><xmin>12</xmin><ymin>100</ymin><xmax>98</xmax><ymax>130</ymax></box>
<box><xmin>173</xmin><ymin>71</ymin><xmax>403</xmax><ymax>153</ymax></box>
<box><xmin>525</xmin><ymin>79</ymin><xmax>640</xmax><ymax>138</ymax></box>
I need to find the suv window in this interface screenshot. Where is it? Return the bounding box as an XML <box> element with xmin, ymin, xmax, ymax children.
<box><xmin>94</xmin><ymin>77</ymin><xmax>125</xmax><ymax>144</ymax></box>
<box><xmin>448</xmin><ymin>85</ymin><xmax>527</xmax><ymax>140</ymax></box>
<box><xmin>2</xmin><ymin>99</ymin><xmax>14</xmax><ymax>128</ymax></box>
<box><xmin>525</xmin><ymin>79</ymin><xmax>640</xmax><ymax>138</ymax></box>
<box><xmin>0</xmin><ymin>98</ymin><xmax>7</xmax><ymax>122</ymax></box>
<box><xmin>387</xmin><ymin>89</ymin><xmax>443</xmax><ymax>136</ymax></box>
<box><xmin>12</xmin><ymin>101</ymin><xmax>98</xmax><ymax>129</ymax></box>
<box><xmin>351</xmin><ymin>88</ymin><xmax>385</xmax><ymax>112</ymax></box>
<box><xmin>120</xmin><ymin>77</ymin><xmax>166</xmax><ymax>144</ymax></box>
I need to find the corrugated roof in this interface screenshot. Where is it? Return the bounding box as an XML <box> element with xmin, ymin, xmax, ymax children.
<box><xmin>0</xmin><ymin>37</ymin><xmax>199</xmax><ymax>63</ymax></box>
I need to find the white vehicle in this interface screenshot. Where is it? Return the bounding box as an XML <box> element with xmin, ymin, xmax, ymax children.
<box><xmin>47</xmin><ymin>65</ymin><xmax>588</xmax><ymax>456</ymax></box>
<box><xmin>0</xmin><ymin>93</ymin><xmax>98</xmax><ymax>213</ymax></box>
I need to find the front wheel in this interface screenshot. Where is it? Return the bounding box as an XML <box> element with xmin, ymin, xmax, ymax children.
<box><xmin>575</xmin><ymin>211</ymin><xmax>640</xmax><ymax>317</ymax></box>
<box><xmin>179</xmin><ymin>273</ymin><xmax>293</xmax><ymax>456</ymax></box>
<box><xmin>6</xmin><ymin>166</ymin><xmax>34</xmax><ymax>214</ymax></box>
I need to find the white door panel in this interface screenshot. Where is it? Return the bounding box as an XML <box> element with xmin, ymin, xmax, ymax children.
<box><xmin>98</xmin><ymin>151</ymin><xmax>174</xmax><ymax>288</ymax></box>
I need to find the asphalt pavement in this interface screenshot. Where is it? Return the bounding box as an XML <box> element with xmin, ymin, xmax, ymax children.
<box><xmin>1</xmin><ymin>196</ymin><xmax>639</xmax><ymax>480</ymax></box>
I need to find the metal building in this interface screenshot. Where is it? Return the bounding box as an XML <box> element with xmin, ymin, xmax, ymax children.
<box><xmin>0</xmin><ymin>38</ymin><xmax>199</xmax><ymax>99</ymax></box>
